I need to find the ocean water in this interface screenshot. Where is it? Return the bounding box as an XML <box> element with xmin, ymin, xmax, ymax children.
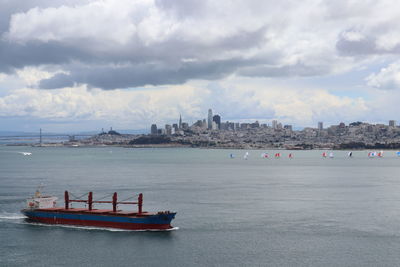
<box><xmin>1</xmin><ymin>146</ymin><xmax>400</xmax><ymax>266</ymax></box>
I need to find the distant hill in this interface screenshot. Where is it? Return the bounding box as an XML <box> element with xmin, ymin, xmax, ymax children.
<box><xmin>0</xmin><ymin>129</ymin><xmax>148</xmax><ymax>136</ymax></box>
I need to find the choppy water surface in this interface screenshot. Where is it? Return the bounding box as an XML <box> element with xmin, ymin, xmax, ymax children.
<box><xmin>1</xmin><ymin>146</ymin><xmax>400</xmax><ymax>266</ymax></box>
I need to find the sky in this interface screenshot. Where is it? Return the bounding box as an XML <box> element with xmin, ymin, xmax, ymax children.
<box><xmin>1</xmin><ymin>0</ymin><xmax>400</xmax><ymax>133</ymax></box>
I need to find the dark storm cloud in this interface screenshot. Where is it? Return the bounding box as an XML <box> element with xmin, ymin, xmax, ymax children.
<box><xmin>0</xmin><ymin>41</ymin><xmax>90</xmax><ymax>73</ymax></box>
<box><xmin>238</xmin><ymin>63</ymin><xmax>330</xmax><ymax>78</ymax></box>
<box><xmin>39</xmin><ymin>58</ymin><xmax>259</xmax><ymax>89</ymax></box>
<box><xmin>1</xmin><ymin>8</ymin><xmax>270</xmax><ymax>89</ymax></box>
<box><xmin>4</xmin><ymin>0</ymin><xmax>398</xmax><ymax>90</ymax></box>
<box><xmin>336</xmin><ymin>30</ymin><xmax>400</xmax><ymax>56</ymax></box>
<box><xmin>0</xmin><ymin>0</ymin><xmax>92</xmax><ymax>73</ymax></box>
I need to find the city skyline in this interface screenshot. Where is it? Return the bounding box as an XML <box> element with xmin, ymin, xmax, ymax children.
<box><xmin>1</xmin><ymin>1</ymin><xmax>400</xmax><ymax>132</ymax></box>
<box><xmin>149</xmin><ymin>108</ymin><xmax>398</xmax><ymax>135</ymax></box>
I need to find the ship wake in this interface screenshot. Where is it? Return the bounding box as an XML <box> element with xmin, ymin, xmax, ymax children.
<box><xmin>19</xmin><ymin>221</ymin><xmax>179</xmax><ymax>232</ymax></box>
<box><xmin>0</xmin><ymin>212</ymin><xmax>27</xmax><ymax>221</ymax></box>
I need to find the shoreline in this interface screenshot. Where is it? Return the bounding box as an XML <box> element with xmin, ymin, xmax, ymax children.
<box><xmin>3</xmin><ymin>143</ymin><xmax>400</xmax><ymax>151</ymax></box>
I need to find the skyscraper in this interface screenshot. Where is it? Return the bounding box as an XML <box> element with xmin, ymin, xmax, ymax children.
<box><xmin>165</xmin><ymin>124</ymin><xmax>172</xmax><ymax>135</ymax></box>
<box><xmin>150</xmin><ymin>124</ymin><xmax>157</xmax><ymax>135</ymax></box>
<box><xmin>207</xmin><ymin>109</ymin><xmax>213</xmax><ymax>129</ymax></box>
<box><xmin>318</xmin><ymin>122</ymin><xmax>323</xmax><ymax>130</ymax></box>
<box><xmin>389</xmin><ymin>120</ymin><xmax>396</xmax><ymax>127</ymax></box>
<box><xmin>213</xmin><ymin>115</ymin><xmax>221</xmax><ymax>129</ymax></box>
<box><xmin>179</xmin><ymin>114</ymin><xmax>182</xmax><ymax>129</ymax></box>
<box><xmin>272</xmin><ymin>120</ymin><xmax>278</xmax><ymax>129</ymax></box>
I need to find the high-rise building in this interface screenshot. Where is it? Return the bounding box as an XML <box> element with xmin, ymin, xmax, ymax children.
<box><xmin>182</xmin><ymin>122</ymin><xmax>189</xmax><ymax>130</ymax></box>
<box><xmin>151</xmin><ymin>124</ymin><xmax>157</xmax><ymax>135</ymax></box>
<box><xmin>318</xmin><ymin>122</ymin><xmax>323</xmax><ymax>131</ymax></box>
<box><xmin>172</xmin><ymin>123</ymin><xmax>178</xmax><ymax>132</ymax></box>
<box><xmin>272</xmin><ymin>120</ymin><xmax>278</xmax><ymax>129</ymax></box>
<box><xmin>179</xmin><ymin>114</ymin><xmax>182</xmax><ymax>129</ymax></box>
<box><xmin>165</xmin><ymin>124</ymin><xmax>172</xmax><ymax>135</ymax></box>
<box><xmin>213</xmin><ymin>115</ymin><xmax>221</xmax><ymax>129</ymax></box>
<box><xmin>212</xmin><ymin>121</ymin><xmax>218</xmax><ymax>130</ymax></box>
<box><xmin>207</xmin><ymin>109</ymin><xmax>213</xmax><ymax>129</ymax></box>
<box><xmin>389</xmin><ymin>120</ymin><xmax>396</xmax><ymax>127</ymax></box>
<box><xmin>284</xmin><ymin>125</ymin><xmax>293</xmax><ymax>132</ymax></box>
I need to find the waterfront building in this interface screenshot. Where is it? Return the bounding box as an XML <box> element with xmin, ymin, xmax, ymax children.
<box><xmin>213</xmin><ymin>115</ymin><xmax>221</xmax><ymax>129</ymax></box>
<box><xmin>389</xmin><ymin>120</ymin><xmax>396</xmax><ymax>127</ymax></box>
<box><xmin>151</xmin><ymin>124</ymin><xmax>158</xmax><ymax>135</ymax></box>
<box><xmin>208</xmin><ymin>109</ymin><xmax>213</xmax><ymax>129</ymax></box>
<box><xmin>318</xmin><ymin>122</ymin><xmax>323</xmax><ymax>130</ymax></box>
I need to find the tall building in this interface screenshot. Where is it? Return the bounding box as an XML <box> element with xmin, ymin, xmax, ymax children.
<box><xmin>284</xmin><ymin>125</ymin><xmax>293</xmax><ymax>131</ymax></box>
<box><xmin>179</xmin><ymin>114</ymin><xmax>182</xmax><ymax>129</ymax></box>
<box><xmin>318</xmin><ymin>122</ymin><xmax>323</xmax><ymax>131</ymax></box>
<box><xmin>165</xmin><ymin>124</ymin><xmax>172</xmax><ymax>135</ymax></box>
<box><xmin>272</xmin><ymin>120</ymin><xmax>278</xmax><ymax>129</ymax></box>
<box><xmin>389</xmin><ymin>120</ymin><xmax>396</xmax><ymax>127</ymax></box>
<box><xmin>207</xmin><ymin>109</ymin><xmax>213</xmax><ymax>129</ymax></box>
<box><xmin>182</xmin><ymin>122</ymin><xmax>189</xmax><ymax>130</ymax></box>
<box><xmin>213</xmin><ymin>115</ymin><xmax>221</xmax><ymax>129</ymax></box>
<box><xmin>212</xmin><ymin>121</ymin><xmax>218</xmax><ymax>130</ymax></box>
<box><xmin>150</xmin><ymin>124</ymin><xmax>157</xmax><ymax>135</ymax></box>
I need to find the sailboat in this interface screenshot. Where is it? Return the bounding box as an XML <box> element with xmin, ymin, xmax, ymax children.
<box><xmin>322</xmin><ymin>152</ymin><xmax>327</xmax><ymax>158</ymax></box>
<box><xmin>348</xmin><ymin>151</ymin><xmax>353</xmax><ymax>158</ymax></box>
<box><xmin>288</xmin><ymin>153</ymin><xmax>293</xmax><ymax>159</ymax></box>
<box><xmin>244</xmin><ymin>152</ymin><xmax>249</xmax><ymax>160</ymax></box>
<box><xmin>329</xmin><ymin>152</ymin><xmax>334</xmax><ymax>158</ymax></box>
<box><xmin>230</xmin><ymin>153</ymin><xmax>235</xmax><ymax>159</ymax></box>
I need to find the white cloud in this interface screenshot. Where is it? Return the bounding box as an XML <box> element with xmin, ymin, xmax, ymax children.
<box><xmin>366</xmin><ymin>62</ymin><xmax>400</xmax><ymax>90</ymax></box>
<box><xmin>0</xmin><ymin>81</ymin><xmax>370</xmax><ymax>130</ymax></box>
<box><xmin>1</xmin><ymin>0</ymin><xmax>400</xmax><ymax>131</ymax></box>
<box><xmin>16</xmin><ymin>66</ymin><xmax>67</xmax><ymax>86</ymax></box>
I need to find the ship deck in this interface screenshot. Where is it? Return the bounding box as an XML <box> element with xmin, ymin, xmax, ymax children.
<box><xmin>35</xmin><ymin>207</ymin><xmax>155</xmax><ymax>217</ymax></box>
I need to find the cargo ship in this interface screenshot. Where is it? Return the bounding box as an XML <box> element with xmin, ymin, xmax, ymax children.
<box><xmin>21</xmin><ymin>190</ymin><xmax>176</xmax><ymax>231</ymax></box>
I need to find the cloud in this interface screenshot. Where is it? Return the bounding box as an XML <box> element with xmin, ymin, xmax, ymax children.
<box><xmin>4</xmin><ymin>0</ymin><xmax>393</xmax><ymax>89</ymax></box>
<box><xmin>0</xmin><ymin>81</ymin><xmax>370</xmax><ymax>131</ymax></box>
<box><xmin>366</xmin><ymin>62</ymin><xmax>400</xmax><ymax>90</ymax></box>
